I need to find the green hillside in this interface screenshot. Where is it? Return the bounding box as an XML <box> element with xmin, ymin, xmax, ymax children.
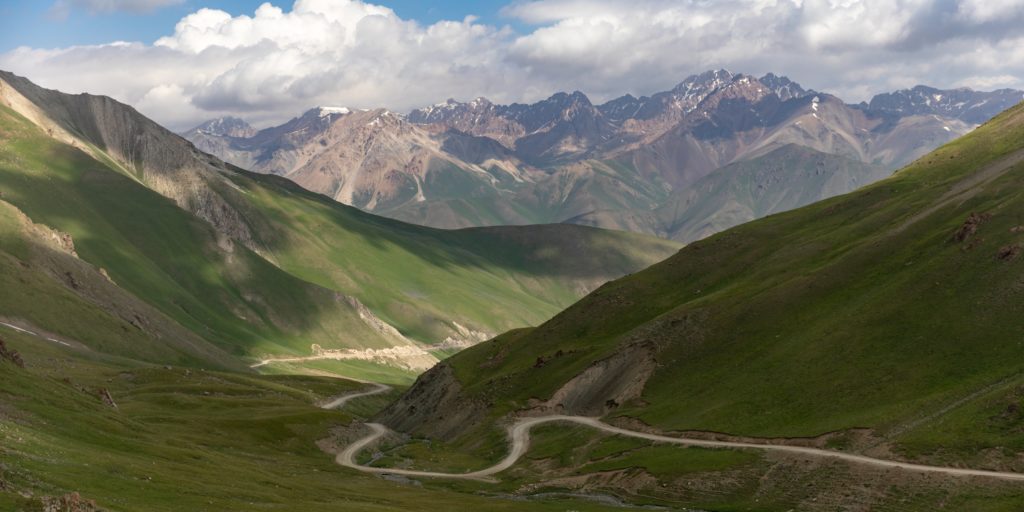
<box><xmin>0</xmin><ymin>102</ymin><xmax>411</xmax><ymax>361</ymax></box>
<box><xmin>0</xmin><ymin>326</ymin><xmax>635</xmax><ymax>512</ymax></box>
<box><xmin>0</xmin><ymin>71</ymin><xmax>678</xmax><ymax>371</ymax></box>
<box><xmin>380</xmin><ymin>102</ymin><xmax>1024</xmax><ymax>507</ymax></box>
<box><xmin>0</xmin><ymin>72</ymin><xmax>679</xmax><ymax>510</ymax></box>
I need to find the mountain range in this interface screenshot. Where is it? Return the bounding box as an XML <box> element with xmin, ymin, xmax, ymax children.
<box><xmin>185</xmin><ymin>70</ymin><xmax>1023</xmax><ymax>242</ymax></box>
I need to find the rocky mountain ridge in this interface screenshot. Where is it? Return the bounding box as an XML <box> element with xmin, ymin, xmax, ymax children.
<box><xmin>185</xmin><ymin>70</ymin><xmax>1021</xmax><ymax>241</ymax></box>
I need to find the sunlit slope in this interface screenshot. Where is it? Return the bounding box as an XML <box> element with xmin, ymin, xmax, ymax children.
<box><xmin>387</xmin><ymin>101</ymin><xmax>1024</xmax><ymax>469</ymax></box>
<box><xmin>0</xmin><ymin>103</ymin><xmax>406</xmax><ymax>360</ymax></box>
<box><xmin>0</xmin><ymin>70</ymin><xmax>679</xmax><ymax>358</ymax></box>
<box><xmin>220</xmin><ymin>169</ymin><xmax>681</xmax><ymax>343</ymax></box>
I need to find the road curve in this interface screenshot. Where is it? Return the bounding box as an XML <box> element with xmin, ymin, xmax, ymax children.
<box><xmin>321</xmin><ymin>382</ymin><xmax>391</xmax><ymax>410</ymax></box>
<box><xmin>337</xmin><ymin>415</ymin><xmax>1024</xmax><ymax>482</ymax></box>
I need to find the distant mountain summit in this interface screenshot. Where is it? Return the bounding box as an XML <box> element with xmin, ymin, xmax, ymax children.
<box><xmin>862</xmin><ymin>85</ymin><xmax>1024</xmax><ymax>124</ymax></box>
<box><xmin>184</xmin><ymin>71</ymin><xmax>1023</xmax><ymax>242</ymax></box>
<box><xmin>184</xmin><ymin>116</ymin><xmax>256</xmax><ymax>138</ymax></box>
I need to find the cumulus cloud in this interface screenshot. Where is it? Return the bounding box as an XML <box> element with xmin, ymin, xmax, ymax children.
<box><xmin>6</xmin><ymin>0</ymin><xmax>1024</xmax><ymax>130</ymax></box>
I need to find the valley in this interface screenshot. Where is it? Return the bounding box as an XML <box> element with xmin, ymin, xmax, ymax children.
<box><xmin>2</xmin><ymin>23</ymin><xmax>1024</xmax><ymax>512</ymax></box>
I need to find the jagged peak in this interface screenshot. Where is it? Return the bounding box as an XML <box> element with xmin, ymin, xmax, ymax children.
<box><xmin>543</xmin><ymin>90</ymin><xmax>593</xmax><ymax>107</ymax></box>
<box><xmin>188</xmin><ymin>116</ymin><xmax>254</xmax><ymax>137</ymax></box>
<box><xmin>673</xmin><ymin>69</ymin><xmax>736</xmax><ymax>91</ymax></box>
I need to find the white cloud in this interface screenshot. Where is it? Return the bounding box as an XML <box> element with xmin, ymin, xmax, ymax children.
<box><xmin>6</xmin><ymin>0</ymin><xmax>1024</xmax><ymax>131</ymax></box>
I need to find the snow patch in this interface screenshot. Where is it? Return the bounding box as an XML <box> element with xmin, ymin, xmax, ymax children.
<box><xmin>318</xmin><ymin>106</ymin><xmax>351</xmax><ymax>117</ymax></box>
<box><xmin>811</xmin><ymin>95</ymin><xmax>820</xmax><ymax>112</ymax></box>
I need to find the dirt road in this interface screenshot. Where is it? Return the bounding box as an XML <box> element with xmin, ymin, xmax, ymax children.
<box><xmin>337</xmin><ymin>414</ymin><xmax>1024</xmax><ymax>482</ymax></box>
<box><xmin>321</xmin><ymin>382</ymin><xmax>391</xmax><ymax>410</ymax></box>
<box><xmin>0</xmin><ymin>320</ymin><xmax>73</xmax><ymax>347</ymax></box>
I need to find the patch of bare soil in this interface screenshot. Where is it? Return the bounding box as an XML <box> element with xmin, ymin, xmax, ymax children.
<box><xmin>0</xmin><ymin>337</ymin><xmax>25</xmax><ymax>368</ymax></box>
<box><xmin>997</xmin><ymin>244</ymin><xmax>1022</xmax><ymax>261</ymax></box>
<box><xmin>953</xmin><ymin>212</ymin><xmax>991</xmax><ymax>244</ymax></box>
<box><xmin>39</xmin><ymin>492</ymin><xmax>103</xmax><ymax>512</ymax></box>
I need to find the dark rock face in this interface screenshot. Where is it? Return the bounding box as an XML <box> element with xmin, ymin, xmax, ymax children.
<box><xmin>375</xmin><ymin>363</ymin><xmax>487</xmax><ymax>441</ymax></box>
<box><xmin>0</xmin><ymin>70</ymin><xmax>261</xmax><ymax>253</ymax></box>
<box><xmin>0</xmin><ymin>337</ymin><xmax>25</xmax><ymax>368</ymax></box>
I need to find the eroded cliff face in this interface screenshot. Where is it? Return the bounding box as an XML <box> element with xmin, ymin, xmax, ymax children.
<box><xmin>375</xmin><ymin>340</ymin><xmax>661</xmax><ymax>441</ymax></box>
<box><xmin>375</xmin><ymin>363</ymin><xmax>489</xmax><ymax>440</ymax></box>
<box><xmin>0</xmin><ymin>71</ymin><xmax>261</xmax><ymax>254</ymax></box>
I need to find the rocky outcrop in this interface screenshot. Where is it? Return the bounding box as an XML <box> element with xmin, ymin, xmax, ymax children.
<box><xmin>0</xmin><ymin>337</ymin><xmax>25</xmax><ymax>368</ymax></box>
<box><xmin>375</xmin><ymin>363</ymin><xmax>486</xmax><ymax>440</ymax></box>
<box><xmin>0</xmin><ymin>70</ymin><xmax>261</xmax><ymax>254</ymax></box>
<box><xmin>39</xmin><ymin>492</ymin><xmax>102</xmax><ymax>512</ymax></box>
<box><xmin>377</xmin><ymin>339</ymin><xmax>662</xmax><ymax>440</ymax></box>
<box><xmin>528</xmin><ymin>341</ymin><xmax>658</xmax><ymax>416</ymax></box>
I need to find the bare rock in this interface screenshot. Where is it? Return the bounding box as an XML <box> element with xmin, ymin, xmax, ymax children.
<box><xmin>953</xmin><ymin>212</ymin><xmax>992</xmax><ymax>243</ymax></box>
<box><xmin>0</xmin><ymin>337</ymin><xmax>25</xmax><ymax>368</ymax></box>
<box><xmin>375</xmin><ymin>363</ymin><xmax>486</xmax><ymax>441</ymax></box>
<box><xmin>997</xmin><ymin>244</ymin><xmax>1022</xmax><ymax>261</ymax></box>
<box><xmin>40</xmin><ymin>492</ymin><xmax>102</xmax><ymax>512</ymax></box>
<box><xmin>97</xmin><ymin>388</ymin><xmax>118</xmax><ymax>409</ymax></box>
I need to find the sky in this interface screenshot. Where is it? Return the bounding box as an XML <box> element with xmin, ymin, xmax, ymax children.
<box><xmin>2</xmin><ymin>0</ymin><xmax>1024</xmax><ymax>130</ymax></box>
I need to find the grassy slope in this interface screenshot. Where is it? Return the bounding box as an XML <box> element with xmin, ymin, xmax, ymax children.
<box><xmin>439</xmin><ymin>101</ymin><xmax>1024</xmax><ymax>466</ymax></box>
<box><xmin>0</xmin><ymin>94</ymin><xmax>670</xmax><ymax>511</ymax></box>
<box><xmin>0</xmin><ymin>333</ymin><xmax>629</xmax><ymax>512</ymax></box>
<box><xmin>219</xmin><ymin>167</ymin><xmax>680</xmax><ymax>343</ymax></box>
<box><xmin>0</xmin><ymin>82</ymin><xmax>679</xmax><ymax>362</ymax></box>
<box><xmin>0</xmin><ymin>199</ymin><xmax>237</xmax><ymax>368</ymax></box>
<box><xmin>0</xmin><ymin>103</ymin><xmax>400</xmax><ymax>361</ymax></box>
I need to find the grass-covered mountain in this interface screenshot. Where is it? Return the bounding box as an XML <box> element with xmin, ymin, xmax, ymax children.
<box><xmin>0</xmin><ymin>70</ymin><xmax>677</xmax><ymax>376</ymax></box>
<box><xmin>187</xmin><ymin>70</ymin><xmax>1022</xmax><ymax>243</ymax></box>
<box><xmin>0</xmin><ymin>71</ymin><xmax>681</xmax><ymax>511</ymax></box>
<box><xmin>378</xmin><ymin>99</ymin><xmax>1024</xmax><ymax>508</ymax></box>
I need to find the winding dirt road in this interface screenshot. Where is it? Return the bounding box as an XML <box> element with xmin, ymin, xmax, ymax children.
<box><xmin>336</xmin><ymin>414</ymin><xmax>1024</xmax><ymax>483</ymax></box>
<box><xmin>321</xmin><ymin>382</ymin><xmax>391</xmax><ymax>410</ymax></box>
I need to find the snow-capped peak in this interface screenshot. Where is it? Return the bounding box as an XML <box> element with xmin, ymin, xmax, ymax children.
<box><xmin>318</xmin><ymin>106</ymin><xmax>351</xmax><ymax>117</ymax></box>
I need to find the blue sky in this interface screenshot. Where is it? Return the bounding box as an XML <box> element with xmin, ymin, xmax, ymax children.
<box><xmin>0</xmin><ymin>1</ymin><xmax>516</xmax><ymax>52</ymax></box>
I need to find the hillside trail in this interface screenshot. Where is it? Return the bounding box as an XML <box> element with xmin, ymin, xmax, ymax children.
<box><xmin>895</xmin><ymin>147</ymin><xmax>1024</xmax><ymax>233</ymax></box>
<box><xmin>1</xmin><ymin>320</ymin><xmax>75</xmax><ymax>348</ymax></box>
<box><xmin>335</xmin><ymin>411</ymin><xmax>1024</xmax><ymax>483</ymax></box>
<box><xmin>320</xmin><ymin>382</ymin><xmax>392</xmax><ymax>410</ymax></box>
